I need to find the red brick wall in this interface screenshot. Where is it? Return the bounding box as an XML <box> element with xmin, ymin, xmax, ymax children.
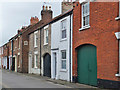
<box><xmin>73</xmin><ymin>2</ymin><xmax>120</xmax><ymax>81</ymax></box>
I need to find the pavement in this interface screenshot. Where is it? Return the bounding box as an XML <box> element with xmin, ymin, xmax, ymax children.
<box><xmin>1</xmin><ymin>69</ymin><xmax>100</xmax><ymax>89</ymax></box>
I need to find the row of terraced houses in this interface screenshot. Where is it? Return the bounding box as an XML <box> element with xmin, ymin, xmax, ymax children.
<box><xmin>0</xmin><ymin>0</ymin><xmax>120</xmax><ymax>88</ymax></box>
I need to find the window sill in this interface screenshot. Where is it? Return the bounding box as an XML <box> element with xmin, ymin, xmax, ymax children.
<box><xmin>79</xmin><ymin>26</ymin><xmax>90</xmax><ymax>31</ymax></box>
<box><xmin>60</xmin><ymin>69</ymin><xmax>67</xmax><ymax>72</ymax></box>
<box><xmin>115</xmin><ymin>74</ymin><xmax>120</xmax><ymax>77</ymax></box>
<box><xmin>60</xmin><ymin>38</ymin><xmax>67</xmax><ymax>42</ymax></box>
<box><xmin>34</xmin><ymin>67</ymin><xmax>38</xmax><ymax>69</ymax></box>
<box><xmin>44</xmin><ymin>43</ymin><xmax>48</xmax><ymax>46</ymax></box>
<box><xmin>34</xmin><ymin>46</ymin><xmax>38</xmax><ymax>48</ymax></box>
<box><xmin>115</xmin><ymin>17</ymin><xmax>120</xmax><ymax>21</ymax></box>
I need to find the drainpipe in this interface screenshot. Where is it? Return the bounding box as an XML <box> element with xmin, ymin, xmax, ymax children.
<box><xmin>115</xmin><ymin>32</ymin><xmax>120</xmax><ymax>77</ymax></box>
<box><xmin>11</xmin><ymin>40</ymin><xmax>13</xmax><ymax>71</ymax></box>
<box><xmin>40</xmin><ymin>29</ymin><xmax>42</xmax><ymax>76</ymax></box>
<box><xmin>69</xmin><ymin>14</ymin><xmax>72</xmax><ymax>82</ymax></box>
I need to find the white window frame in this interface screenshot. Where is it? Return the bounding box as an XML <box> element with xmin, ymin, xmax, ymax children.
<box><xmin>79</xmin><ymin>2</ymin><xmax>90</xmax><ymax>31</ymax></box>
<box><xmin>2</xmin><ymin>47</ymin><xmax>3</xmax><ymax>54</ymax></box>
<box><xmin>61</xmin><ymin>50</ymin><xmax>67</xmax><ymax>70</ymax></box>
<box><xmin>18</xmin><ymin>38</ymin><xmax>20</xmax><ymax>49</ymax></box>
<box><xmin>34</xmin><ymin>31</ymin><xmax>38</xmax><ymax>48</ymax></box>
<box><xmin>11</xmin><ymin>41</ymin><xmax>12</xmax><ymax>50</ymax></box>
<box><xmin>61</xmin><ymin>19</ymin><xmax>67</xmax><ymax>40</ymax></box>
<box><xmin>44</xmin><ymin>28</ymin><xmax>49</xmax><ymax>45</ymax></box>
<box><xmin>34</xmin><ymin>53</ymin><xmax>38</xmax><ymax>69</ymax></box>
<box><xmin>115</xmin><ymin>0</ymin><xmax>120</xmax><ymax>20</ymax></box>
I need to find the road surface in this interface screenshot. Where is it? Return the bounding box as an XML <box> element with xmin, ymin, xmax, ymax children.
<box><xmin>1</xmin><ymin>70</ymin><xmax>69</xmax><ymax>88</ymax></box>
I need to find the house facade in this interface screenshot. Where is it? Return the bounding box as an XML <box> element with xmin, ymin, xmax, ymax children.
<box><xmin>28</xmin><ymin>1</ymin><xmax>73</xmax><ymax>77</ymax></box>
<box><xmin>7</xmin><ymin>41</ymin><xmax>12</xmax><ymax>70</ymax></box>
<box><xmin>9</xmin><ymin>29</ymin><xmax>23</xmax><ymax>72</ymax></box>
<box><xmin>51</xmin><ymin>10</ymin><xmax>73</xmax><ymax>81</ymax></box>
<box><xmin>72</xmin><ymin>1</ymin><xmax>120</xmax><ymax>88</ymax></box>
<box><xmin>2</xmin><ymin>43</ymin><xmax>9</xmax><ymax>69</ymax></box>
<box><xmin>28</xmin><ymin>6</ymin><xmax>52</xmax><ymax>75</ymax></box>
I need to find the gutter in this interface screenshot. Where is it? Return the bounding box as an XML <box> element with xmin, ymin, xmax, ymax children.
<box><xmin>69</xmin><ymin>14</ymin><xmax>73</xmax><ymax>82</ymax></box>
<box><xmin>40</xmin><ymin>29</ymin><xmax>42</xmax><ymax>76</ymax></box>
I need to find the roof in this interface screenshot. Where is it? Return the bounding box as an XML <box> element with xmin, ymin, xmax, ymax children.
<box><xmin>28</xmin><ymin>9</ymin><xmax>73</xmax><ymax>35</ymax></box>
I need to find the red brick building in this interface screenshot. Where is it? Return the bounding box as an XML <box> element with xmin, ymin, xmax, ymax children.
<box><xmin>9</xmin><ymin>6</ymin><xmax>53</xmax><ymax>73</ymax></box>
<box><xmin>72</xmin><ymin>1</ymin><xmax>120</xmax><ymax>88</ymax></box>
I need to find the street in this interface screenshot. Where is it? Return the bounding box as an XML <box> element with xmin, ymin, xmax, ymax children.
<box><xmin>1</xmin><ymin>70</ymin><xmax>69</xmax><ymax>88</ymax></box>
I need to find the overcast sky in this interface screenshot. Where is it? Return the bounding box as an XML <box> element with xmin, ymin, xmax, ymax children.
<box><xmin>0</xmin><ymin>0</ymin><xmax>63</xmax><ymax>46</ymax></box>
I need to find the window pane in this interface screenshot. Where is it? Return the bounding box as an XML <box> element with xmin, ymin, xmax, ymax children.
<box><xmin>62</xmin><ymin>30</ymin><xmax>66</xmax><ymax>39</ymax></box>
<box><xmin>61</xmin><ymin>60</ymin><xmax>66</xmax><ymax>69</ymax></box>
<box><xmin>46</xmin><ymin>37</ymin><xmax>48</xmax><ymax>43</ymax></box>
<box><xmin>62</xmin><ymin>51</ymin><xmax>66</xmax><ymax>59</ymax></box>
<box><xmin>61</xmin><ymin>20</ymin><xmax>66</xmax><ymax>29</ymax></box>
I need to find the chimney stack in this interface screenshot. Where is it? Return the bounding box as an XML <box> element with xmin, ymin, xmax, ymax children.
<box><xmin>30</xmin><ymin>16</ymin><xmax>39</xmax><ymax>25</ymax></box>
<box><xmin>41</xmin><ymin>5</ymin><xmax>53</xmax><ymax>22</ymax></box>
<box><xmin>62</xmin><ymin>0</ymin><xmax>73</xmax><ymax>13</ymax></box>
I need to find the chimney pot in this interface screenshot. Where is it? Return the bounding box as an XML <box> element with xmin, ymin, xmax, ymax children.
<box><xmin>46</xmin><ymin>6</ymin><xmax>48</xmax><ymax>10</ymax></box>
<box><xmin>43</xmin><ymin>5</ymin><xmax>45</xmax><ymax>10</ymax></box>
<box><xmin>49</xmin><ymin>6</ymin><xmax>51</xmax><ymax>10</ymax></box>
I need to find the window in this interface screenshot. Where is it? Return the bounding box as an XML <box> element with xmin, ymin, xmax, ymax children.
<box><xmin>44</xmin><ymin>29</ymin><xmax>49</xmax><ymax>45</ymax></box>
<box><xmin>18</xmin><ymin>38</ymin><xmax>20</xmax><ymax>49</ymax></box>
<box><xmin>61</xmin><ymin>20</ymin><xmax>66</xmax><ymax>39</ymax></box>
<box><xmin>24</xmin><ymin>41</ymin><xmax>28</xmax><ymax>46</ymax></box>
<box><xmin>115</xmin><ymin>1</ymin><xmax>120</xmax><ymax>20</ymax></box>
<box><xmin>34</xmin><ymin>54</ymin><xmax>38</xmax><ymax>68</ymax></box>
<box><xmin>34</xmin><ymin>31</ymin><xmax>38</xmax><ymax>47</ymax></box>
<box><xmin>82</xmin><ymin>2</ymin><xmax>90</xmax><ymax>28</ymax></box>
<box><xmin>2</xmin><ymin>47</ymin><xmax>3</xmax><ymax>54</ymax></box>
<box><xmin>11</xmin><ymin>41</ymin><xmax>12</xmax><ymax>50</ymax></box>
<box><xmin>61</xmin><ymin>50</ymin><xmax>66</xmax><ymax>69</ymax></box>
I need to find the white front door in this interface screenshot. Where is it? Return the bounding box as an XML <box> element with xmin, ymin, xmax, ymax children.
<box><xmin>15</xmin><ymin>56</ymin><xmax>17</xmax><ymax>72</ymax></box>
<box><xmin>29</xmin><ymin>54</ymin><xmax>32</xmax><ymax>73</ymax></box>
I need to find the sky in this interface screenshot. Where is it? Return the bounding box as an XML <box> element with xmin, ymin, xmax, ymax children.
<box><xmin>0</xmin><ymin>0</ymin><xmax>63</xmax><ymax>46</ymax></box>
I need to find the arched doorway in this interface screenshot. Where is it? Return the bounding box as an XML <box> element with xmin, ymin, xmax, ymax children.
<box><xmin>43</xmin><ymin>53</ymin><xmax>51</xmax><ymax>77</ymax></box>
<box><xmin>77</xmin><ymin>44</ymin><xmax>97</xmax><ymax>86</ymax></box>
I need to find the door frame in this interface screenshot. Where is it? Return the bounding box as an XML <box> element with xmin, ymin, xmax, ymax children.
<box><xmin>53</xmin><ymin>52</ymin><xmax>57</xmax><ymax>79</ymax></box>
<box><xmin>43</xmin><ymin>53</ymin><xmax>51</xmax><ymax>77</ymax></box>
<box><xmin>13</xmin><ymin>55</ymin><xmax>17</xmax><ymax>72</ymax></box>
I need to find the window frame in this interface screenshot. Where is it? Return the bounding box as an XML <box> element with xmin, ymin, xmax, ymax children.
<box><xmin>44</xmin><ymin>28</ymin><xmax>49</xmax><ymax>45</ymax></box>
<box><xmin>115</xmin><ymin>0</ymin><xmax>120</xmax><ymax>20</ymax></box>
<box><xmin>61</xmin><ymin>50</ymin><xmax>67</xmax><ymax>70</ymax></box>
<box><xmin>80</xmin><ymin>2</ymin><xmax>90</xmax><ymax>31</ymax></box>
<box><xmin>61</xmin><ymin>19</ymin><xmax>67</xmax><ymax>40</ymax></box>
<box><xmin>34</xmin><ymin>31</ymin><xmax>38</xmax><ymax>48</ymax></box>
<box><xmin>82</xmin><ymin>2</ymin><xmax>90</xmax><ymax>28</ymax></box>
